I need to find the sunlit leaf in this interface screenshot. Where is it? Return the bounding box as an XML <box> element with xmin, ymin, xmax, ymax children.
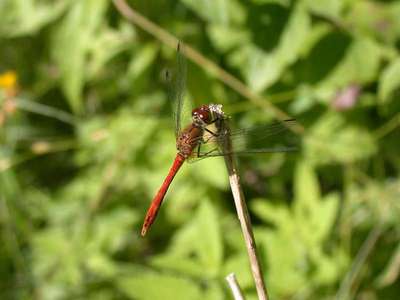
<box><xmin>207</xmin><ymin>24</ymin><xmax>250</xmax><ymax>52</ymax></box>
<box><xmin>181</xmin><ymin>0</ymin><xmax>246</xmax><ymax>25</ymax></box>
<box><xmin>314</xmin><ymin>37</ymin><xmax>381</xmax><ymax>101</ymax></box>
<box><xmin>304</xmin><ymin>0</ymin><xmax>345</xmax><ymax>20</ymax></box>
<box><xmin>378</xmin><ymin>58</ymin><xmax>400</xmax><ymax>104</ymax></box>
<box><xmin>126</xmin><ymin>43</ymin><xmax>159</xmax><ymax>81</ymax></box>
<box><xmin>304</xmin><ymin>112</ymin><xmax>376</xmax><ymax>164</ymax></box>
<box><xmin>0</xmin><ymin>0</ymin><xmax>69</xmax><ymax>37</ymax></box>
<box><xmin>51</xmin><ymin>0</ymin><xmax>109</xmax><ymax>113</ymax></box>
<box><xmin>88</xmin><ymin>23</ymin><xmax>137</xmax><ymax>78</ymax></box>
<box><xmin>238</xmin><ymin>2</ymin><xmax>310</xmax><ymax>91</ymax></box>
<box><xmin>117</xmin><ymin>273</ymin><xmax>202</xmax><ymax>300</ymax></box>
<box><xmin>194</xmin><ymin>200</ymin><xmax>223</xmax><ymax>275</ymax></box>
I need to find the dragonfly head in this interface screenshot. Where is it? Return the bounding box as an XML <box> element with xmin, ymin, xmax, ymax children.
<box><xmin>192</xmin><ymin>105</ymin><xmax>212</xmax><ymax>125</ymax></box>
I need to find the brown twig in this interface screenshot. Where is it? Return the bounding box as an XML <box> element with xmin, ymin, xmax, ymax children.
<box><xmin>226</xmin><ymin>273</ymin><xmax>246</xmax><ymax>300</ymax></box>
<box><xmin>215</xmin><ymin>110</ymin><xmax>269</xmax><ymax>300</ymax></box>
<box><xmin>111</xmin><ymin>0</ymin><xmax>304</xmax><ymax>134</ymax></box>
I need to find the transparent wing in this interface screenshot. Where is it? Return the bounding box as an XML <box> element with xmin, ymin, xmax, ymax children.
<box><xmin>163</xmin><ymin>42</ymin><xmax>193</xmax><ymax>138</ymax></box>
<box><xmin>174</xmin><ymin>42</ymin><xmax>186</xmax><ymax>137</ymax></box>
<box><xmin>188</xmin><ymin>119</ymin><xmax>299</xmax><ymax>162</ymax></box>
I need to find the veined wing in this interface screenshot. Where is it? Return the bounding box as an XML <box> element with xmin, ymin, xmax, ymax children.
<box><xmin>169</xmin><ymin>42</ymin><xmax>190</xmax><ymax>138</ymax></box>
<box><xmin>188</xmin><ymin>119</ymin><xmax>299</xmax><ymax>161</ymax></box>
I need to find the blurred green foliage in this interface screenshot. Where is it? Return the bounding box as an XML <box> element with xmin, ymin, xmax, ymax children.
<box><xmin>1</xmin><ymin>0</ymin><xmax>400</xmax><ymax>299</ymax></box>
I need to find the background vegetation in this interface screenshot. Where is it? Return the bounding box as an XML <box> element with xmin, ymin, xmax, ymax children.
<box><xmin>1</xmin><ymin>0</ymin><xmax>400</xmax><ymax>299</ymax></box>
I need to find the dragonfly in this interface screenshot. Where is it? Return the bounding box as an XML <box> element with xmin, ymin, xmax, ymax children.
<box><xmin>141</xmin><ymin>43</ymin><xmax>297</xmax><ymax>236</ymax></box>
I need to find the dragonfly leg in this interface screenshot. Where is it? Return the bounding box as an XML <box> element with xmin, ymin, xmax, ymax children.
<box><xmin>204</xmin><ymin>127</ymin><xmax>218</xmax><ymax>137</ymax></box>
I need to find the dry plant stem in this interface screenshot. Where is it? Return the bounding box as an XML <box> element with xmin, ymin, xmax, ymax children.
<box><xmin>112</xmin><ymin>0</ymin><xmax>304</xmax><ymax>135</ymax></box>
<box><xmin>218</xmin><ymin>118</ymin><xmax>269</xmax><ymax>300</ymax></box>
<box><xmin>225</xmin><ymin>158</ymin><xmax>268</xmax><ymax>300</ymax></box>
<box><xmin>226</xmin><ymin>273</ymin><xmax>245</xmax><ymax>300</ymax></box>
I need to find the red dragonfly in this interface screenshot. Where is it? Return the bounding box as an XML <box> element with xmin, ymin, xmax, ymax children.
<box><xmin>141</xmin><ymin>43</ymin><xmax>297</xmax><ymax>236</ymax></box>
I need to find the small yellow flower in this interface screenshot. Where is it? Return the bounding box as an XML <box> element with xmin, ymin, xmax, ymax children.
<box><xmin>0</xmin><ymin>71</ymin><xmax>17</xmax><ymax>90</ymax></box>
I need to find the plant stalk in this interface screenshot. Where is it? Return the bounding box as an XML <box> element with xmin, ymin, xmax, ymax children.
<box><xmin>217</xmin><ymin>115</ymin><xmax>269</xmax><ymax>300</ymax></box>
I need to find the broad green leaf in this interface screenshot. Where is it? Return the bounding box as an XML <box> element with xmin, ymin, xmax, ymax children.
<box><xmin>346</xmin><ymin>1</ymin><xmax>400</xmax><ymax>44</ymax></box>
<box><xmin>312</xmin><ymin>193</ymin><xmax>339</xmax><ymax>243</ymax></box>
<box><xmin>304</xmin><ymin>112</ymin><xmax>376</xmax><ymax>165</ymax></box>
<box><xmin>304</xmin><ymin>0</ymin><xmax>345</xmax><ymax>20</ymax></box>
<box><xmin>117</xmin><ymin>273</ymin><xmax>202</xmax><ymax>300</ymax></box>
<box><xmin>126</xmin><ymin>43</ymin><xmax>159</xmax><ymax>81</ymax></box>
<box><xmin>309</xmin><ymin>246</ymin><xmax>345</xmax><ymax>285</ymax></box>
<box><xmin>293</xmin><ymin>161</ymin><xmax>322</xmax><ymax>246</ymax></box>
<box><xmin>89</xmin><ymin>207</ymin><xmax>138</xmax><ymax>254</ymax></box>
<box><xmin>151</xmin><ymin>254</ymin><xmax>207</xmax><ymax>278</ymax></box>
<box><xmin>207</xmin><ymin>24</ymin><xmax>250</xmax><ymax>52</ymax></box>
<box><xmin>33</xmin><ymin>227</ymin><xmax>82</xmax><ymax>287</ymax></box>
<box><xmin>294</xmin><ymin>161</ymin><xmax>320</xmax><ymax>209</ymax></box>
<box><xmin>88</xmin><ymin>23</ymin><xmax>137</xmax><ymax>78</ymax></box>
<box><xmin>222</xmin><ymin>254</ymin><xmax>253</xmax><ymax>289</ymax></box>
<box><xmin>290</xmin><ymin>84</ymin><xmax>317</xmax><ymax>114</ymax></box>
<box><xmin>86</xmin><ymin>253</ymin><xmax>119</xmax><ymax>278</ymax></box>
<box><xmin>260</xmin><ymin>230</ymin><xmax>308</xmax><ymax>296</ymax></box>
<box><xmin>194</xmin><ymin>200</ymin><xmax>223</xmax><ymax>275</ymax></box>
<box><xmin>51</xmin><ymin>0</ymin><xmax>109</xmax><ymax>113</ymax></box>
<box><xmin>190</xmin><ymin>156</ymin><xmax>227</xmax><ymax>189</ymax></box>
<box><xmin>238</xmin><ymin>2</ymin><xmax>310</xmax><ymax>91</ymax></box>
<box><xmin>0</xmin><ymin>0</ymin><xmax>69</xmax><ymax>37</ymax></box>
<box><xmin>251</xmin><ymin>199</ymin><xmax>291</xmax><ymax>226</ymax></box>
<box><xmin>152</xmin><ymin>200</ymin><xmax>223</xmax><ymax>277</ymax></box>
<box><xmin>299</xmin><ymin>24</ymin><xmax>331</xmax><ymax>58</ymax></box>
<box><xmin>315</xmin><ymin>37</ymin><xmax>381</xmax><ymax>101</ymax></box>
<box><xmin>378</xmin><ymin>58</ymin><xmax>400</xmax><ymax>104</ymax></box>
<box><xmin>203</xmin><ymin>281</ymin><xmax>225</xmax><ymax>300</ymax></box>
<box><xmin>167</xmin><ymin>216</ymin><xmax>199</xmax><ymax>256</ymax></box>
<box><xmin>181</xmin><ymin>0</ymin><xmax>246</xmax><ymax>25</ymax></box>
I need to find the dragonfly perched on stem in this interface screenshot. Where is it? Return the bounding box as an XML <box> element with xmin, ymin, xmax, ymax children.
<box><xmin>141</xmin><ymin>43</ymin><xmax>297</xmax><ymax>236</ymax></box>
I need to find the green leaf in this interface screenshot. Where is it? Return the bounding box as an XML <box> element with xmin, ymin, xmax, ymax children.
<box><xmin>151</xmin><ymin>254</ymin><xmax>206</xmax><ymax>278</ymax></box>
<box><xmin>251</xmin><ymin>199</ymin><xmax>291</xmax><ymax>226</ymax></box>
<box><xmin>88</xmin><ymin>23</ymin><xmax>137</xmax><ymax>78</ymax></box>
<box><xmin>294</xmin><ymin>161</ymin><xmax>320</xmax><ymax>209</ymax></box>
<box><xmin>203</xmin><ymin>281</ymin><xmax>225</xmax><ymax>300</ymax></box>
<box><xmin>194</xmin><ymin>200</ymin><xmax>223</xmax><ymax>275</ymax></box>
<box><xmin>293</xmin><ymin>161</ymin><xmax>322</xmax><ymax>246</ymax></box>
<box><xmin>304</xmin><ymin>112</ymin><xmax>376</xmax><ymax>164</ymax></box>
<box><xmin>315</xmin><ymin>37</ymin><xmax>381</xmax><ymax>101</ymax></box>
<box><xmin>312</xmin><ymin>193</ymin><xmax>339</xmax><ymax>242</ymax></box>
<box><xmin>207</xmin><ymin>24</ymin><xmax>250</xmax><ymax>52</ymax></box>
<box><xmin>378</xmin><ymin>58</ymin><xmax>400</xmax><ymax>104</ymax></box>
<box><xmin>191</xmin><ymin>156</ymin><xmax>227</xmax><ymax>189</ymax></box>
<box><xmin>0</xmin><ymin>0</ymin><xmax>69</xmax><ymax>37</ymax></box>
<box><xmin>90</xmin><ymin>207</ymin><xmax>138</xmax><ymax>254</ymax></box>
<box><xmin>151</xmin><ymin>200</ymin><xmax>223</xmax><ymax>277</ymax></box>
<box><xmin>304</xmin><ymin>0</ymin><xmax>345</xmax><ymax>20</ymax></box>
<box><xmin>237</xmin><ymin>2</ymin><xmax>310</xmax><ymax>91</ymax></box>
<box><xmin>126</xmin><ymin>43</ymin><xmax>159</xmax><ymax>81</ymax></box>
<box><xmin>260</xmin><ymin>229</ymin><xmax>308</xmax><ymax>296</ymax></box>
<box><xmin>181</xmin><ymin>0</ymin><xmax>246</xmax><ymax>25</ymax></box>
<box><xmin>117</xmin><ymin>273</ymin><xmax>202</xmax><ymax>300</ymax></box>
<box><xmin>51</xmin><ymin>0</ymin><xmax>109</xmax><ymax>113</ymax></box>
<box><xmin>222</xmin><ymin>254</ymin><xmax>253</xmax><ymax>289</ymax></box>
<box><xmin>33</xmin><ymin>227</ymin><xmax>82</xmax><ymax>287</ymax></box>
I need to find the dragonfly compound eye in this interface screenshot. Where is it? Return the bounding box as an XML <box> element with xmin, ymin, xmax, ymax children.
<box><xmin>192</xmin><ymin>105</ymin><xmax>211</xmax><ymax>124</ymax></box>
